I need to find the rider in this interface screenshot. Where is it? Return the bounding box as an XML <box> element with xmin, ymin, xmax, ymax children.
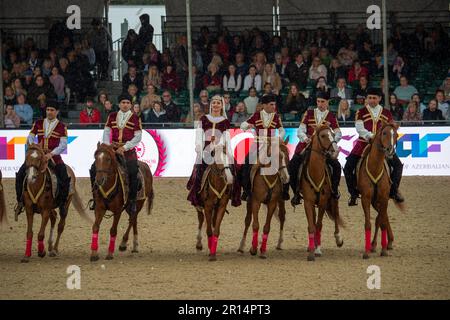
<box><xmin>239</xmin><ymin>93</ymin><xmax>290</xmax><ymax>201</ymax></box>
<box><xmin>15</xmin><ymin>99</ymin><xmax>70</xmax><ymax>218</ymax></box>
<box><xmin>288</xmin><ymin>91</ymin><xmax>342</xmax><ymax>206</ymax></box>
<box><xmin>88</xmin><ymin>93</ymin><xmax>142</xmax><ymax>214</ymax></box>
<box><xmin>343</xmin><ymin>87</ymin><xmax>404</xmax><ymax>206</ymax></box>
<box><xmin>187</xmin><ymin>95</ymin><xmax>241</xmax><ymax>209</ymax></box>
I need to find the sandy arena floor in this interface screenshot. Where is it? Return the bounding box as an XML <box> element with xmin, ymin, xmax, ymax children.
<box><xmin>0</xmin><ymin>177</ymin><xmax>449</xmax><ymax>300</ymax></box>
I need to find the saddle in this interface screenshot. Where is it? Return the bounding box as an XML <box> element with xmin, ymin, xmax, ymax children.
<box><xmin>356</xmin><ymin>144</ymin><xmax>391</xmax><ymax>185</ymax></box>
<box><xmin>115</xmin><ymin>161</ymin><xmax>147</xmax><ymax>204</ymax></box>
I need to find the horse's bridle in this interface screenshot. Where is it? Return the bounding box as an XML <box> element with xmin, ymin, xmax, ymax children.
<box><xmin>312</xmin><ymin>127</ymin><xmax>338</xmax><ymax>158</ymax></box>
<box><xmin>375</xmin><ymin>124</ymin><xmax>397</xmax><ymax>158</ymax></box>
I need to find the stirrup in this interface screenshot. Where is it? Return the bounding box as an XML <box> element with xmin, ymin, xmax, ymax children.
<box><xmin>88</xmin><ymin>199</ymin><xmax>96</xmax><ymax>210</ymax></box>
<box><xmin>332</xmin><ymin>190</ymin><xmax>341</xmax><ymax>200</ymax></box>
<box><xmin>348</xmin><ymin>195</ymin><xmax>358</xmax><ymax>206</ymax></box>
<box><xmin>291</xmin><ymin>193</ymin><xmax>303</xmax><ymax>206</ymax></box>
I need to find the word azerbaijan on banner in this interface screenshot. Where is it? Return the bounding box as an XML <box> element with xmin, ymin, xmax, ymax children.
<box><xmin>0</xmin><ymin>127</ymin><xmax>449</xmax><ymax>178</ymax></box>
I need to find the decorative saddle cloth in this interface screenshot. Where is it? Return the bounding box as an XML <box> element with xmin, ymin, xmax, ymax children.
<box><xmin>356</xmin><ymin>145</ymin><xmax>391</xmax><ymax>186</ymax></box>
<box><xmin>115</xmin><ymin>161</ymin><xmax>147</xmax><ymax>203</ymax></box>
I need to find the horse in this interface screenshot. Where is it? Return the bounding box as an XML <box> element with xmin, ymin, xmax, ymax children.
<box><xmin>237</xmin><ymin>137</ymin><xmax>290</xmax><ymax>259</ymax></box>
<box><xmin>357</xmin><ymin>122</ymin><xmax>405</xmax><ymax>259</ymax></box>
<box><xmin>195</xmin><ymin>143</ymin><xmax>234</xmax><ymax>261</ymax></box>
<box><xmin>0</xmin><ymin>169</ymin><xmax>8</xmax><ymax>229</ymax></box>
<box><xmin>20</xmin><ymin>144</ymin><xmax>90</xmax><ymax>263</ymax></box>
<box><xmin>90</xmin><ymin>143</ymin><xmax>154</xmax><ymax>262</ymax></box>
<box><xmin>299</xmin><ymin>124</ymin><xmax>344</xmax><ymax>261</ymax></box>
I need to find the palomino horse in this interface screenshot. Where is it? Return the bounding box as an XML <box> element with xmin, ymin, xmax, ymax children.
<box><xmin>358</xmin><ymin>122</ymin><xmax>405</xmax><ymax>259</ymax></box>
<box><xmin>299</xmin><ymin>124</ymin><xmax>344</xmax><ymax>261</ymax></box>
<box><xmin>237</xmin><ymin>137</ymin><xmax>290</xmax><ymax>259</ymax></box>
<box><xmin>90</xmin><ymin>143</ymin><xmax>154</xmax><ymax>261</ymax></box>
<box><xmin>195</xmin><ymin>143</ymin><xmax>234</xmax><ymax>261</ymax></box>
<box><xmin>0</xmin><ymin>170</ymin><xmax>8</xmax><ymax>229</ymax></box>
<box><xmin>21</xmin><ymin>144</ymin><xmax>90</xmax><ymax>262</ymax></box>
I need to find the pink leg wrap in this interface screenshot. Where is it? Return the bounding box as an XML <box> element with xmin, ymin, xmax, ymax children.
<box><xmin>365</xmin><ymin>229</ymin><xmax>372</xmax><ymax>253</ymax></box>
<box><xmin>91</xmin><ymin>233</ymin><xmax>99</xmax><ymax>251</ymax></box>
<box><xmin>25</xmin><ymin>238</ymin><xmax>32</xmax><ymax>257</ymax></box>
<box><xmin>308</xmin><ymin>233</ymin><xmax>315</xmax><ymax>251</ymax></box>
<box><xmin>210</xmin><ymin>236</ymin><xmax>218</xmax><ymax>255</ymax></box>
<box><xmin>38</xmin><ymin>240</ymin><xmax>44</xmax><ymax>253</ymax></box>
<box><xmin>252</xmin><ymin>231</ymin><xmax>258</xmax><ymax>249</ymax></box>
<box><xmin>260</xmin><ymin>233</ymin><xmax>269</xmax><ymax>253</ymax></box>
<box><xmin>381</xmin><ymin>230</ymin><xmax>388</xmax><ymax>249</ymax></box>
<box><xmin>315</xmin><ymin>230</ymin><xmax>321</xmax><ymax>247</ymax></box>
<box><xmin>108</xmin><ymin>236</ymin><xmax>116</xmax><ymax>254</ymax></box>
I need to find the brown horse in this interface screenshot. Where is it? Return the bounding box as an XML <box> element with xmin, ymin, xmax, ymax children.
<box><xmin>300</xmin><ymin>124</ymin><xmax>344</xmax><ymax>261</ymax></box>
<box><xmin>20</xmin><ymin>144</ymin><xmax>90</xmax><ymax>263</ymax></box>
<box><xmin>237</xmin><ymin>137</ymin><xmax>290</xmax><ymax>259</ymax></box>
<box><xmin>195</xmin><ymin>144</ymin><xmax>234</xmax><ymax>261</ymax></box>
<box><xmin>358</xmin><ymin>122</ymin><xmax>405</xmax><ymax>259</ymax></box>
<box><xmin>90</xmin><ymin>143</ymin><xmax>154</xmax><ymax>261</ymax></box>
<box><xmin>0</xmin><ymin>169</ymin><xmax>8</xmax><ymax>229</ymax></box>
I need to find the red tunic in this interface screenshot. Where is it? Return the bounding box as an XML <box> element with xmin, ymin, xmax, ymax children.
<box><xmin>106</xmin><ymin>111</ymin><xmax>142</xmax><ymax>160</ymax></box>
<box><xmin>245</xmin><ymin>111</ymin><xmax>283</xmax><ymax>138</ymax></box>
<box><xmin>198</xmin><ymin>115</ymin><xmax>231</xmax><ymax>147</ymax></box>
<box><xmin>294</xmin><ymin>109</ymin><xmax>339</xmax><ymax>154</ymax></box>
<box><xmin>350</xmin><ymin>106</ymin><xmax>393</xmax><ymax>156</ymax></box>
<box><xmin>30</xmin><ymin>119</ymin><xmax>67</xmax><ymax>165</ymax></box>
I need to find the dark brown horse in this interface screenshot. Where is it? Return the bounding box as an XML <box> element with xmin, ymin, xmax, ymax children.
<box><xmin>358</xmin><ymin>122</ymin><xmax>405</xmax><ymax>259</ymax></box>
<box><xmin>195</xmin><ymin>144</ymin><xmax>234</xmax><ymax>261</ymax></box>
<box><xmin>237</xmin><ymin>137</ymin><xmax>290</xmax><ymax>259</ymax></box>
<box><xmin>0</xmin><ymin>169</ymin><xmax>8</xmax><ymax>230</ymax></box>
<box><xmin>300</xmin><ymin>125</ymin><xmax>344</xmax><ymax>261</ymax></box>
<box><xmin>20</xmin><ymin>144</ymin><xmax>90</xmax><ymax>263</ymax></box>
<box><xmin>90</xmin><ymin>143</ymin><xmax>154</xmax><ymax>261</ymax></box>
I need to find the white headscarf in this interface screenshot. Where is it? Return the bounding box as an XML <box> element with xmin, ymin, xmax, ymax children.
<box><xmin>209</xmin><ymin>94</ymin><xmax>227</xmax><ymax>119</ymax></box>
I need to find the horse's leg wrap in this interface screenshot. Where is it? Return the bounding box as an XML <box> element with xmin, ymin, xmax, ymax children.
<box><xmin>260</xmin><ymin>233</ymin><xmax>269</xmax><ymax>253</ymax></box>
<box><xmin>208</xmin><ymin>236</ymin><xmax>212</xmax><ymax>251</ymax></box>
<box><xmin>252</xmin><ymin>231</ymin><xmax>258</xmax><ymax>250</ymax></box>
<box><xmin>91</xmin><ymin>233</ymin><xmax>99</xmax><ymax>251</ymax></box>
<box><xmin>210</xmin><ymin>236</ymin><xmax>218</xmax><ymax>255</ymax></box>
<box><xmin>25</xmin><ymin>238</ymin><xmax>32</xmax><ymax>257</ymax></box>
<box><xmin>108</xmin><ymin>236</ymin><xmax>116</xmax><ymax>254</ymax></box>
<box><xmin>381</xmin><ymin>229</ymin><xmax>388</xmax><ymax>249</ymax></box>
<box><xmin>365</xmin><ymin>229</ymin><xmax>372</xmax><ymax>253</ymax></box>
<box><xmin>38</xmin><ymin>240</ymin><xmax>45</xmax><ymax>253</ymax></box>
<box><xmin>314</xmin><ymin>230</ymin><xmax>321</xmax><ymax>247</ymax></box>
<box><xmin>308</xmin><ymin>233</ymin><xmax>315</xmax><ymax>251</ymax></box>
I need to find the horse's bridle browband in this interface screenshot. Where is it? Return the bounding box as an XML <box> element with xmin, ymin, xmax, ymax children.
<box><xmin>311</xmin><ymin>127</ymin><xmax>337</xmax><ymax>157</ymax></box>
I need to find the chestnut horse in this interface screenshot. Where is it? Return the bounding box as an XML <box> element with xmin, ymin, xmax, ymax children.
<box><xmin>358</xmin><ymin>122</ymin><xmax>405</xmax><ymax>259</ymax></box>
<box><xmin>0</xmin><ymin>170</ymin><xmax>8</xmax><ymax>229</ymax></box>
<box><xmin>195</xmin><ymin>144</ymin><xmax>234</xmax><ymax>261</ymax></box>
<box><xmin>20</xmin><ymin>144</ymin><xmax>90</xmax><ymax>263</ymax></box>
<box><xmin>237</xmin><ymin>137</ymin><xmax>290</xmax><ymax>259</ymax></box>
<box><xmin>90</xmin><ymin>143</ymin><xmax>154</xmax><ymax>261</ymax></box>
<box><xmin>300</xmin><ymin>125</ymin><xmax>344</xmax><ymax>261</ymax></box>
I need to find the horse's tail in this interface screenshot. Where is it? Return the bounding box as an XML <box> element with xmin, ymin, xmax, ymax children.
<box><xmin>146</xmin><ymin>186</ymin><xmax>154</xmax><ymax>215</ymax></box>
<box><xmin>0</xmin><ymin>186</ymin><xmax>8</xmax><ymax>230</ymax></box>
<box><xmin>72</xmin><ymin>187</ymin><xmax>94</xmax><ymax>223</ymax></box>
<box><xmin>326</xmin><ymin>198</ymin><xmax>344</xmax><ymax>227</ymax></box>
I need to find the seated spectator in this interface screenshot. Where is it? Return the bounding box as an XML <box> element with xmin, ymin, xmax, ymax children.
<box><xmin>122</xmin><ymin>65</ymin><xmax>144</xmax><ymax>94</ymax></box>
<box><xmin>79</xmin><ymin>97</ymin><xmax>101</xmax><ymax>124</ymax></box>
<box><xmin>330</xmin><ymin>77</ymin><xmax>352</xmax><ymax>101</ymax></box>
<box><xmin>81</xmin><ymin>38</ymin><xmax>96</xmax><ymax>67</ymax></box>
<box><xmin>319</xmin><ymin>47</ymin><xmax>332</xmax><ymax>69</ymax></box>
<box><xmin>392</xmin><ymin>55</ymin><xmax>409</xmax><ymax>79</ymax></box>
<box><xmin>243</xmin><ymin>65</ymin><xmax>262</xmax><ymax>91</ymax></box>
<box><xmin>161</xmin><ymin>91</ymin><xmax>181</xmax><ymax>122</ymax></box>
<box><xmin>371</xmin><ymin>53</ymin><xmax>384</xmax><ymax>77</ymax></box>
<box><xmin>127</xmin><ymin>84</ymin><xmax>140</xmax><ymax>105</ymax></box>
<box><xmin>423</xmin><ymin>99</ymin><xmax>445</xmax><ymax>124</ymax></box>
<box><xmin>161</xmin><ymin>65</ymin><xmax>180</xmax><ymax>93</ymax></box>
<box><xmin>144</xmin><ymin>65</ymin><xmax>162</xmax><ymax>90</ymax></box>
<box><xmin>358</xmin><ymin>40</ymin><xmax>373</xmax><ymax>68</ymax></box>
<box><xmin>133</xmin><ymin>103</ymin><xmax>142</xmax><ymax>119</ymax></box>
<box><xmin>311</xmin><ymin>77</ymin><xmax>330</xmax><ymax>102</ymax></box>
<box><xmin>141</xmin><ymin>84</ymin><xmax>161</xmax><ymax>112</ymax></box>
<box><xmin>389</xmin><ymin>93</ymin><xmax>404</xmax><ymax>121</ymax></box>
<box><xmin>197</xmin><ymin>90</ymin><xmax>210</xmax><ymax>114</ymax></box>
<box><xmin>4</xmin><ymin>86</ymin><xmax>17</xmax><ymax>106</ymax></box>
<box><xmin>347</xmin><ymin>61</ymin><xmax>369</xmax><ymax>84</ymax></box>
<box><xmin>184</xmin><ymin>103</ymin><xmax>205</xmax><ymax>123</ymax></box>
<box><xmin>147</xmin><ymin>43</ymin><xmax>161</xmax><ymax>67</ymax></box>
<box><xmin>49</xmin><ymin>67</ymin><xmax>65</xmax><ymax>102</ymax></box>
<box><xmin>13</xmin><ymin>93</ymin><xmax>33</xmax><ymax>125</ymax></box>
<box><xmin>287</xmin><ymin>52</ymin><xmax>308</xmax><ymax>89</ymax></box>
<box><xmin>96</xmin><ymin>91</ymin><xmax>109</xmax><ymax>110</ymax></box>
<box><xmin>402</xmin><ymin>101</ymin><xmax>423</xmax><ymax>126</ymax></box>
<box><xmin>28</xmin><ymin>75</ymin><xmax>56</xmax><ymax>110</ymax></box>
<box><xmin>436</xmin><ymin>89</ymin><xmax>449</xmax><ymax>119</ymax></box>
<box><xmin>235</xmin><ymin>52</ymin><xmax>248</xmax><ymax>79</ymax></box>
<box><xmin>438</xmin><ymin>74</ymin><xmax>450</xmax><ymax>102</ymax></box>
<box><xmin>243</xmin><ymin>87</ymin><xmax>259</xmax><ymax>115</ymax></box>
<box><xmin>223</xmin><ymin>93</ymin><xmax>234</xmax><ymax>117</ymax></box>
<box><xmin>337</xmin><ymin>99</ymin><xmax>355</xmax><ymax>124</ymax></box>
<box><xmin>337</xmin><ymin>42</ymin><xmax>358</xmax><ymax>68</ymax></box>
<box><xmin>412</xmin><ymin>93</ymin><xmax>427</xmax><ymax>113</ymax></box>
<box><xmin>203</xmin><ymin>63</ymin><xmax>222</xmax><ymax>92</ymax></box>
<box><xmin>12</xmin><ymin>78</ymin><xmax>27</xmax><ymax>97</ymax></box>
<box><xmin>353</xmin><ymin>75</ymin><xmax>369</xmax><ymax>105</ymax></box>
<box><xmin>309</xmin><ymin>57</ymin><xmax>327</xmax><ymax>82</ymax></box>
<box><xmin>231</xmin><ymin>102</ymin><xmax>249</xmax><ymax>126</ymax></box>
<box><xmin>101</xmin><ymin>100</ymin><xmax>116</xmax><ymax>123</ymax></box>
<box><xmin>274</xmin><ymin>52</ymin><xmax>289</xmax><ymax>86</ymax></box>
<box><xmin>328</xmin><ymin>59</ymin><xmax>347</xmax><ymax>85</ymax></box>
<box><xmin>41</xmin><ymin>59</ymin><xmax>53</xmax><ymax>78</ymax></box>
<box><xmin>223</xmin><ymin>64</ymin><xmax>242</xmax><ymax>92</ymax></box>
<box><xmin>282</xmin><ymin>83</ymin><xmax>307</xmax><ymax>116</ymax></box>
<box><xmin>146</xmin><ymin>101</ymin><xmax>167</xmax><ymax>123</ymax></box>
<box><xmin>393</xmin><ymin>76</ymin><xmax>418</xmax><ymax>104</ymax></box>
<box><xmin>262</xmin><ymin>63</ymin><xmax>282</xmax><ymax>94</ymax></box>
<box><xmin>4</xmin><ymin>104</ymin><xmax>21</xmax><ymax>128</ymax></box>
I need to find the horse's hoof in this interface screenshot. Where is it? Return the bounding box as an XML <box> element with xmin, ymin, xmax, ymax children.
<box><xmin>337</xmin><ymin>240</ymin><xmax>344</xmax><ymax>248</ymax></box>
<box><xmin>249</xmin><ymin>247</ymin><xmax>257</xmax><ymax>256</ymax></box>
<box><xmin>371</xmin><ymin>247</ymin><xmax>377</xmax><ymax>253</ymax></box>
<box><xmin>131</xmin><ymin>249</ymin><xmax>139</xmax><ymax>253</ymax></box>
<box><xmin>90</xmin><ymin>255</ymin><xmax>99</xmax><ymax>262</ymax></box>
<box><xmin>380</xmin><ymin>250</ymin><xmax>388</xmax><ymax>257</ymax></box>
<box><xmin>208</xmin><ymin>254</ymin><xmax>217</xmax><ymax>261</ymax></box>
<box><xmin>196</xmin><ymin>245</ymin><xmax>203</xmax><ymax>251</ymax></box>
<box><xmin>105</xmin><ymin>255</ymin><xmax>114</xmax><ymax>260</ymax></box>
<box><xmin>38</xmin><ymin>251</ymin><xmax>46</xmax><ymax>258</ymax></box>
<box><xmin>237</xmin><ymin>248</ymin><xmax>244</xmax><ymax>254</ymax></box>
<box><xmin>49</xmin><ymin>251</ymin><xmax>57</xmax><ymax>257</ymax></box>
<box><xmin>259</xmin><ymin>252</ymin><xmax>267</xmax><ymax>259</ymax></box>
<box><xmin>118</xmin><ymin>245</ymin><xmax>127</xmax><ymax>252</ymax></box>
<box><xmin>21</xmin><ymin>257</ymin><xmax>30</xmax><ymax>263</ymax></box>
<box><xmin>363</xmin><ymin>252</ymin><xmax>370</xmax><ymax>259</ymax></box>
<box><xmin>276</xmin><ymin>246</ymin><xmax>282</xmax><ymax>250</ymax></box>
<box><xmin>314</xmin><ymin>248</ymin><xmax>322</xmax><ymax>257</ymax></box>
<box><xmin>307</xmin><ymin>254</ymin><xmax>315</xmax><ymax>261</ymax></box>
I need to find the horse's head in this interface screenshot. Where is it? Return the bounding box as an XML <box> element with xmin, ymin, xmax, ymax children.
<box><xmin>374</xmin><ymin>121</ymin><xmax>399</xmax><ymax>159</ymax></box>
<box><xmin>313</xmin><ymin>124</ymin><xmax>339</xmax><ymax>159</ymax></box>
<box><xmin>258</xmin><ymin>136</ymin><xmax>290</xmax><ymax>183</ymax></box>
<box><xmin>211</xmin><ymin>143</ymin><xmax>233</xmax><ymax>185</ymax></box>
<box><xmin>278</xmin><ymin>137</ymin><xmax>290</xmax><ymax>184</ymax></box>
<box><xmin>94</xmin><ymin>142</ymin><xmax>118</xmax><ymax>187</ymax></box>
<box><xmin>25</xmin><ymin>143</ymin><xmax>47</xmax><ymax>184</ymax></box>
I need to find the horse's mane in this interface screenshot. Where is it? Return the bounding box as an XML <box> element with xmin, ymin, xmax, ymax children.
<box><xmin>94</xmin><ymin>143</ymin><xmax>118</xmax><ymax>166</ymax></box>
<box><xmin>27</xmin><ymin>144</ymin><xmax>44</xmax><ymax>154</ymax></box>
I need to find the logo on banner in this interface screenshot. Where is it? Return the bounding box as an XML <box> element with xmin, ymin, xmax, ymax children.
<box><xmin>136</xmin><ymin>130</ymin><xmax>167</xmax><ymax>177</ymax></box>
<box><xmin>0</xmin><ymin>136</ymin><xmax>77</xmax><ymax>160</ymax></box>
<box><xmin>397</xmin><ymin>133</ymin><xmax>450</xmax><ymax>158</ymax></box>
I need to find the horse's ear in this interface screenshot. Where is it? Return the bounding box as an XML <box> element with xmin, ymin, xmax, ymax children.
<box><xmin>97</xmin><ymin>141</ymin><xmax>101</xmax><ymax>149</ymax></box>
<box><xmin>392</xmin><ymin>121</ymin><xmax>400</xmax><ymax>130</ymax></box>
<box><xmin>283</xmin><ymin>137</ymin><xmax>289</xmax><ymax>145</ymax></box>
